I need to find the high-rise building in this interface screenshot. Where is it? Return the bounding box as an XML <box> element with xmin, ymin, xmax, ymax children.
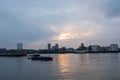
<box><xmin>47</xmin><ymin>43</ymin><xmax>51</xmax><ymax>50</ymax></box>
<box><xmin>52</xmin><ymin>46</ymin><xmax>56</xmax><ymax>51</ymax></box>
<box><xmin>81</xmin><ymin>43</ymin><xmax>84</xmax><ymax>47</ymax></box>
<box><xmin>55</xmin><ymin>44</ymin><xmax>59</xmax><ymax>49</ymax></box>
<box><xmin>110</xmin><ymin>44</ymin><xmax>119</xmax><ymax>51</ymax></box>
<box><xmin>17</xmin><ymin>43</ymin><xmax>23</xmax><ymax>50</ymax></box>
<box><xmin>52</xmin><ymin>44</ymin><xmax>59</xmax><ymax>51</ymax></box>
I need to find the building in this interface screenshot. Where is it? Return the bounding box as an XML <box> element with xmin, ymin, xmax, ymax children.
<box><xmin>91</xmin><ymin>45</ymin><xmax>101</xmax><ymax>51</ymax></box>
<box><xmin>55</xmin><ymin>44</ymin><xmax>59</xmax><ymax>49</ymax></box>
<box><xmin>101</xmin><ymin>46</ymin><xmax>110</xmax><ymax>51</ymax></box>
<box><xmin>79</xmin><ymin>43</ymin><xmax>86</xmax><ymax>50</ymax></box>
<box><xmin>67</xmin><ymin>48</ymin><xmax>74</xmax><ymax>52</ymax></box>
<box><xmin>17</xmin><ymin>43</ymin><xmax>23</xmax><ymax>50</ymax></box>
<box><xmin>109</xmin><ymin>44</ymin><xmax>119</xmax><ymax>51</ymax></box>
<box><xmin>52</xmin><ymin>44</ymin><xmax>59</xmax><ymax>51</ymax></box>
<box><xmin>0</xmin><ymin>48</ymin><xmax>7</xmax><ymax>53</ymax></box>
<box><xmin>47</xmin><ymin>43</ymin><xmax>51</xmax><ymax>50</ymax></box>
<box><xmin>81</xmin><ymin>43</ymin><xmax>84</xmax><ymax>47</ymax></box>
<box><xmin>52</xmin><ymin>46</ymin><xmax>56</xmax><ymax>51</ymax></box>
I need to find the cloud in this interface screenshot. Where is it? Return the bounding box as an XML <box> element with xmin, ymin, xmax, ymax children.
<box><xmin>0</xmin><ymin>4</ymin><xmax>55</xmax><ymax>48</ymax></box>
<box><xmin>0</xmin><ymin>0</ymin><xmax>120</xmax><ymax>49</ymax></box>
<box><xmin>104</xmin><ymin>0</ymin><xmax>120</xmax><ymax>17</ymax></box>
<box><xmin>51</xmin><ymin>21</ymin><xmax>101</xmax><ymax>40</ymax></box>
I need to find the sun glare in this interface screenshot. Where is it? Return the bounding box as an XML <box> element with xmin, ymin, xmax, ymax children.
<box><xmin>57</xmin><ymin>33</ymin><xmax>74</xmax><ymax>40</ymax></box>
<box><xmin>52</xmin><ymin>32</ymin><xmax>80</xmax><ymax>40</ymax></box>
<box><xmin>51</xmin><ymin>22</ymin><xmax>101</xmax><ymax>41</ymax></box>
<box><xmin>52</xmin><ymin>31</ymin><xmax>95</xmax><ymax>40</ymax></box>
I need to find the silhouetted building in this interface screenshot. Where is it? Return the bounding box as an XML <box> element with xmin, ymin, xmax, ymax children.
<box><xmin>67</xmin><ymin>48</ymin><xmax>74</xmax><ymax>52</ymax></box>
<box><xmin>109</xmin><ymin>44</ymin><xmax>119</xmax><ymax>51</ymax></box>
<box><xmin>52</xmin><ymin>46</ymin><xmax>56</xmax><ymax>51</ymax></box>
<box><xmin>91</xmin><ymin>45</ymin><xmax>101</xmax><ymax>51</ymax></box>
<box><xmin>77</xmin><ymin>43</ymin><xmax>86</xmax><ymax>50</ymax></box>
<box><xmin>47</xmin><ymin>43</ymin><xmax>51</xmax><ymax>50</ymax></box>
<box><xmin>17</xmin><ymin>43</ymin><xmax>23</xmax><ymax>50</ymax></box>
<box><xmin>55</xmin><ymin>44</ymin><xmax>59</xmax><ymax>49</ymax></box>
<box><xmin>81</xmin><ymin>43</ymin><xmax>84</xmax><ymax>47</ymax></box>
<box><xmin>0</xmin><ymin>48</ymin><xmax>7</xmax><ymax>53</ymax></box>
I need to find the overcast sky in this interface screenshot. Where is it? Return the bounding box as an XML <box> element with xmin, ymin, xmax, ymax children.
<box><xmin>0</xmin><ymin>0</ymin><xmax>120</xmax><ymax>49</ymax></box>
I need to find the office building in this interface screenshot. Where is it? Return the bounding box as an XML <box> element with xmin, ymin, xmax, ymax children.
<box><xmin>109</xmin><ymin>44</ymin><xmax>119</xmax><ymax>51</ymax></box>
<box><xmin>55</xmin><ymin>44</ymin><xmax>59</xmax><ymax>49</ymax></box>
<box><xmin>17</xmin><ymin>43</ymin><xmax>23</xmax><ymax>50</ymax></box>
<box><xmin>47</xmin><ymin>43</ymin><xmax>51</xmax><ymax>50</ymax></box>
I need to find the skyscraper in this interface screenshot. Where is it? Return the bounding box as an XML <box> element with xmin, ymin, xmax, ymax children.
<box><xmin>55</xmin><ymin>44</ymin><xmax>59</xmax><ymax>49</ymax></box>
<box><xmin>47</xmin><ymin>43</ymin><xmax>51</xmax><ymax>50</ymax></box>
<box><xmin>81</xmin><ymin>43</ymin><xmax>84</xmax><ymax>47</ymax></box>
<box><xmin>17</xmin><ymin>43</ymin><xmax>23</xmax><ymax>50</ymax></box>
<box><xmin>110</xmin><ymin>44</ymin><xmax>119</xmax><ymax>51</ymax></box>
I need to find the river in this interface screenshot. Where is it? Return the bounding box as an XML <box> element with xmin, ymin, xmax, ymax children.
<box><xmin>0</xmin><ymin>53</ymin><xmax>120</xmax><ymax>80</ymax></box>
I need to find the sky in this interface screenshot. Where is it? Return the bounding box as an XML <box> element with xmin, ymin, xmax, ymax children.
<box><xmin>0</xmin><ymin>0</ymin><xmax>120</xmax><ymax>49</ymax></box>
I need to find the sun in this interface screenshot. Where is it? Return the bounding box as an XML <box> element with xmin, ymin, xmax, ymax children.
<box><xmin>53</xmin><ymin>33</ymin><xmax>75</xmax><ymax>40</ymax></box>
<box><xmin>57</xmin><ymin>33</ymin><xmax>73</xmax><ymax>40</ymax></box>
<box><xmin>52</xmin><ymin>31</ymin><xmax>95</xmax><ymax>41</ymax></box>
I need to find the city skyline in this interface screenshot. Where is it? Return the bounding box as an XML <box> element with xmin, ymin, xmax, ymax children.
<box><xmin>0</xmin><ymin>0</ymin><xmax>120</xmax><ymax>49</ymax></box>
<box><xmin>1</xmin><ymin>42</ymin><xmax>120</xmax><ymax>50</ymax></box>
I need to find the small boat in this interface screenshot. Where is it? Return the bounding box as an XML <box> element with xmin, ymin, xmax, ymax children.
<box><xmin>28</xmin><ymin>53</ymin><xmax>53</xmax><ymax>61</ymax></box>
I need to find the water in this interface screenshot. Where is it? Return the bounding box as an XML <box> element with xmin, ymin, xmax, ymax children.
<box><xmin>0</xmin><ymin>53</ymin><xmax>120</xmax><ymax>80</ymax></box>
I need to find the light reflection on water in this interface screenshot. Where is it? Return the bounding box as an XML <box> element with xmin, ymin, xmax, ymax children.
<box><xmin>57</xmin><ymin>54</ymin><xmax>79</xmax><ymax>73</ymax></box>
<box><xmin>0</xmin><ymin>53</ymin><xmax>120</xmax><ymax>80</ymax></box>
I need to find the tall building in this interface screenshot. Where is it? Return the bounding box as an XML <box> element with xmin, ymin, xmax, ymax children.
<box><xmin>77</xmin><ymin>43</ymin><xmax>86</xmax><ymax>50</ymax></box>
<box><xmin>52</xmin><ymin>44</ymin><xmax>59</xmax><ymax>51</ymax></box>
<box><xmin>52</xmin><ymin>46</ymin><xmax>56</xmax><ymax>51</ymax></box>
<box><xmin>55</xmin><ymin>44</ymin><xmax>59</xmax><ymax>49</ymax></box>
<box><xmin>110</xmin><ymin>44</ymin><xmax>119</xmax><ymax>51</ymax></box>
<box><xmin>81</xmin><ymin>43</ymin><xmax>84</xmax><ymax>47</ymax></box>
<box><xmin>17</xmin><ymin>43</ymin><xmax>23</xmax><ymax>50</ymax></box>
<box><xmin>47</xmin><ymin>43</ymin><xmax>51</xmax><ymax>50</ymax></box>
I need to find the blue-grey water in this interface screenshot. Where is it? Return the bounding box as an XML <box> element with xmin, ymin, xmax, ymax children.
<box><xmin>0</xmin><ymin>53</ymin><xmax>120</xmax><ymax>80</ymax></box>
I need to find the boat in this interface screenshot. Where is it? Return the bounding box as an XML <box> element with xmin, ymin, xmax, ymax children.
<box><xmin>0</xmin><ymin>53</ymin><xmax>27</xmax><ymax>57</ymax></box>
<box><xmin>31</xmin><ymin>56</ymin><xmax>53</xmax><ymax>61</ymax></box>
<box><xmin>28</xmin><ymin>53</ymin><xmax>53</xmax><ymax>61</ymax></box>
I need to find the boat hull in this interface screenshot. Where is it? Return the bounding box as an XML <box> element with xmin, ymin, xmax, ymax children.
<box><xmin>31</xmin><ymin>57</ymin><xmax>53</xmax><ymax>61</ymax></box>
<box><xmin>0</xmin><ymin>53</ymin><xmax>27</xmax><ymax>57</ymax></box>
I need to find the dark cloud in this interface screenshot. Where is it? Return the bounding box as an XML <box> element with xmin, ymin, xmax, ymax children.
<box><xmin>105</xmin><ymin>0</ymin><xmax>120</xmax><ymax>17</ymax></box>
<box><xmin>0</xmin><ymin>7</ymin><xmax>54</xmax><ymax>48</ymax></box>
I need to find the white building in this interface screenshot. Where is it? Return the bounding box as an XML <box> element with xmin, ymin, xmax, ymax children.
<box><xmin>109</xmin><ymin>44</ymin><xmax>119</xmax><ymax>51</ymax></box>
<box><xmin>91</xmin><ymin>45</ymin><xmax>101</xmax><ymax>51</ymax></box>
<box><xmin>17</xmin><ymin>43</ymin><xmax>23</xmax><ymax>50</ymax></box>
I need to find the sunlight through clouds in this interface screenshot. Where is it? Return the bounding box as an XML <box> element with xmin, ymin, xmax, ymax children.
<box><xmin>0</xmin><ymin>0</ymin><xmax>120</xmax><ymax>48</ymax></box>
<box><xmin>51</xmin><ymin>21</ymin><xmax>101</xmax><ymax>40</ymax></box>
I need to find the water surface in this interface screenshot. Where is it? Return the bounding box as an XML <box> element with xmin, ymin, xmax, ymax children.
<box><xmin>0</xmin><ymin>53</ymin><xmax>120</xmax><ymax>80</ymax></box>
